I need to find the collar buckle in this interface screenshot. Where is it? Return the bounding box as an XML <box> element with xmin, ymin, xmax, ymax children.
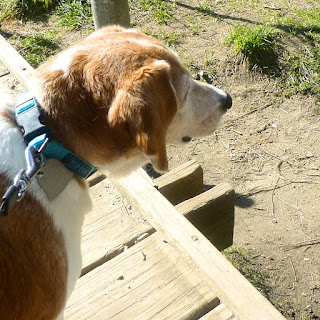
<box><xmin>0</xmin><ymin>143</ymin><xmax>46</xmax><ymax>217</ymax></box>
<box><xmin>15</xmin><ymin>96</ymin><xmax>51</xmax><ymax>145</ymax></box>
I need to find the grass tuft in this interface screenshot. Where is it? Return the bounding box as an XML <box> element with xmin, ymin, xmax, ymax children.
<box><xmin>15</xmin><ymin>32</ymin><xmax>60</xmax><ymax>67</ymax></box>
<box><xmin>226</xmin><ymin>24</ymin><xmax>280</xmax><ymax>74</ymax></box>
<box><xmin>144</xmin><ymin>29</ymin><xmax>181</xmax><ymax>49</ymax></box>
<box><xmin>223</xmin><ymin>246</ymin><xmax>271</xmax><ymax>298</ymax></box>
<box><xmin>1</xmin><ymin>0</ymin><xmax>58</xmax><ymax>19</ymax></box>
<box><xmin>56</xmin><ymin>0</ymin><xmax>92</xmax><ymax>29</ymax></box>
<box><xmin>281</xmin><ymin>51</ymin><xmax>320</xmax><ymax>100</ymax></box>
<box><xmin>195</xmin><ymin>1</ymin><xmax>214</xmax><ymax>14</ymax></box>
<box><xmin>139</xmin><ymin>0</ymin><xmax>175</xmax><ymax>24</ymax></box>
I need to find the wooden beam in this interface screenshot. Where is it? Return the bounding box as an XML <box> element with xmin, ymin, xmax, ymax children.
<box><xmin>66</xmin><ymin>233</ymin><xmax>221</xmax><ymax>319</ymax></box>
<box><xmin>110</xmin><ymin>169</ymin><xmax>285</xmax><ymax>320</ymax></box>
<box><xmin>199</xmin><ymin>303</ymin><xmax>237</xmax><ymax>320</ymax></box>
<box><xmin>83</xmin><ymin>177</ymin><xmax>234</xmax><ymax>274</ymax></box>
<box><xmin>154</xmin><ymin>159</ymin><xmax>203</xmax><ymax>205</ymax></box>
<box><xmin>176</xmin><ymin>182</ymin><xmax>234</xmax><ymax>251</ymax></box>
<box><xmin>0</xmin><ymin>34</ymin><xmax>34</xmax><ymax>88</ymax></box>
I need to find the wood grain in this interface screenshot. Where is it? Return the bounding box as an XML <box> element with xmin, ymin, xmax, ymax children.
<box><xmin>0</xmin><ymin>34</ymin><xmax>34</xmax><ymax>88</ymax></box>
<box><xmin>111</xmin><ymin>169</ymin><xmax>285</xmax><ymax>320</ymax></box>
<box><xmin>66</xmin><ymin>233</ymin><xmax>221</xmax><ymax>320</ymax></box>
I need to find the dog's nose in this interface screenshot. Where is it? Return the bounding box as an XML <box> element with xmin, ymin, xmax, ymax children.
<box><xmin>223</xmin><ymin>93</ymin><xmax>232</xmax><ymax>110</ymax></box>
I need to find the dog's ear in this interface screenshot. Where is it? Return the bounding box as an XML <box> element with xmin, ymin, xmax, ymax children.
<box><xmin>108</xmin><ymin>60</ymin><xmax>177</xmax><ymax>172</ymax></box>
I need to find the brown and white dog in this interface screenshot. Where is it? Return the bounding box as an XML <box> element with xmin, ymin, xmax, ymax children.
<box><xmin>0</xmin><ymin>26</ymin><xmax>232</xmax><ymax>319</ymax></box>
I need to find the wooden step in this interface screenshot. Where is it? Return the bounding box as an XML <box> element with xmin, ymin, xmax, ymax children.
<box><xmin>200</xmin><ymin>303</ymin><xmax>237</xmax><ymax>320</ymax></box>
<box><xmin>154</xmin><ymin>159</ymin><xmax>204</xmax><ymax>205</ymax></box>
<box><xmin>83</xmin><ymin>171</ymin><xmax>234</xmax><ymax>274</ymax></box>
<box><xmin>66</xmin><ymin>233</ymin><xmax>222</xmax><ymax>320</ymax></box>
<box><xmin>176</xmin><ymin>182</ymin><xmax>234</xmax><ymax>251</ymax></box>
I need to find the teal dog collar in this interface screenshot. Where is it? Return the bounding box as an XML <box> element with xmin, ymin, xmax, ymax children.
<box><xmin>16</xmin><ymin>93</ymin><xmax>97</xmax><ymax>179</ymax></box>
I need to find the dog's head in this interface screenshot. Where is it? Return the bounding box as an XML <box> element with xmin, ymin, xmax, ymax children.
<box><xmin>33</xmin><ymin>26</ymin><xmax>232</xmax><ymax>174</ymax></box>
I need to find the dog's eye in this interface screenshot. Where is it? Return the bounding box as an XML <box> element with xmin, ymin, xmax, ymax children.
<box><xmin>182</xmin><ymin>136</ymin><xmax>192</xmax><ymax>142</ymax></box>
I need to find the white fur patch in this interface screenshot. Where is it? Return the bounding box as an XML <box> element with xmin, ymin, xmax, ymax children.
<box><xmin>48</xmin><ymin>47</ymin><xmax>79</xmax><ymax>74</ymax></box>
<box><xmin>0</xmin><ymin>101</ymin><xmax>92</xmax><ymax>308</ymax></box>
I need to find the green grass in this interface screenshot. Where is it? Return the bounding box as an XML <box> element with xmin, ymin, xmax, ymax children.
<box><xmin>281</xmin><ymin>51</ymin><xmax>320</xmax><ymax>100</ymax></box>
<box><xmin>139</xmin><ymin>0</ymin><xmax>176</xmax><ymax>24</ymax></box>
<box><xmin>274</xmin><ymin>7</ymin><xmax>320</xmax><ymax>35</ymax></box>
<box><xmin>56</xmin><ymin>0</ymin><xmax>92</xmax><ymax>28</ymax></box>
<box><xmin>270</xmin><ymin>7</ymin><xmax>320</xmax><ymax>101</ymax></box>
<box><xmin>223</xmin><ymin>247</ymin><xmax>271</xmax><ymax>298</ymax></box>
<box><xmin>187</xmin><ymin>16</ymin><xmax>203</xmax><ymax>35</ymax></box>
<box><xmin>226</xmin><ymin>24</ymin><xmax>279</xmax><ymax>74</ymax></box>
<box><xmin>186</xmin><ymin>60</ymin><xmax>217</xmax><ymax>84</ymax></box>
<box><xmin>0</xmin><ymin>0</ymin><xmax>58</xmax><ymax>19</ymax></box>
<box><xmin>195</xmin><ymin>1</ymin><xmax>215</xmax><ymax>14</ymax></box>
<box><xmin>144</xmin><ymin>29</ymin><xmax>181</xmax><ymax>49</ymax></box>
<box><xmin>16</xmin><ymin>31</ymin><xmax>60</xmax><ymax>67</ymax></box>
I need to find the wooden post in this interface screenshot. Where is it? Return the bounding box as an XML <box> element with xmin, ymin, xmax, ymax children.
<box><xmin>176</xmin><ymin>183</ymin><xmax>235</xmax><ymax>251</ymax></box>
<box><xmin>90</xmin><ymin>0</ymin><xmax>130</xmax><ymax>29</ymax></box>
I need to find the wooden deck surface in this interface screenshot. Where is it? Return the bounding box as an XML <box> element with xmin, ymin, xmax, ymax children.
<box><xmin>0</xmin><ymin>34</ymin><xmax>286</xmax><ymax>320</ymax></box>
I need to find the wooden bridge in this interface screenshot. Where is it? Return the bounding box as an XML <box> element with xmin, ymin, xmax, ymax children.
<box><xmin>0</xmin><ymin>34</ymin><xmax>285</xmax><ymax>320</ymax></box>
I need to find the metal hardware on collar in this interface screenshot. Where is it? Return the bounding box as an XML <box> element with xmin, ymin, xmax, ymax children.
<box><xmin>16</xmin><ymin>93</ymin><xmax>97</xmax><ymax>179</ymax></box>
<box><xmin>0</xmin><ymin>144</ymin><xmax>46</xmax><ymax>217</ymax></box>
<box><xmin>30</xmin><ymin>135</ymin><xmax>97</xmax><ymax>179</ymax></box>
<box><xmin>16</xmin><ymin>96</ymin><xmax>51</xmax><ymax>144</ymax></box>
<box><xmin>0</xmin><ymin>92</ymin><xmax>97</xmax><ymax>216</ymax></box>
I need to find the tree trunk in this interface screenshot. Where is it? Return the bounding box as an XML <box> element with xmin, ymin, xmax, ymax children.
<box><xmin>90</xmin><ymin>0</ymin><xmax>130</xmax><ymax>30</ymax></box>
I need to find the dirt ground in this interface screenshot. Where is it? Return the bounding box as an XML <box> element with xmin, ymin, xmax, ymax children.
<box><xmin>1</xmin><ymin>0</ymin><xmax>320</xmax><ymax>318</ymax></box>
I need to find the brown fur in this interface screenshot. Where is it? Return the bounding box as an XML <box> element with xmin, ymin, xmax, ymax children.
<box><xmin>0</xmin><ymin>26</ymin><xmax>184</xmax><ymax>319</ymax></box>
<box><xmin>34</xmin><ymin>26</ymin><xmax>187</xmax><ymax>171</ymax></box>
<box><xmin>0</xmin><ymin>174</ymin><xmax>68</xmax><ymax>320</ymax></box>
<box><xmin>0</xmin><ymin>25</ymin><xmax>227</xmax><ymax>319</ymax></box>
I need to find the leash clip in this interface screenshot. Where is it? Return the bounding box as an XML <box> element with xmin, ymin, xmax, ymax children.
<box><xmin>0</xmin><ymin>141</ymin><xmax>48</xmax><ymax>217</ymax></box>
<box><xmin>18</xmin><ymin>144</ymin><xmax>46</xmax><ymax>200</ymax></box>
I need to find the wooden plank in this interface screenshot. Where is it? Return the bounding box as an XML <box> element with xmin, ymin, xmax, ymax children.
<box><xmin>88</xmin><ymin>171</ymin><xmax>107</xmax><ymax>187</ymax></box>
<box><xmin>0</xmin><ymin>34</ymin><xmax>34</xmax><ymax>88</ymax></box>
<box><xmin>0</xmin><ymin>64</ymin><xmax>10</xmax><ymax>77</ymax></box>
<box><xmin>154</xmin><ymin>159</ymin><xmax>204</xmax><ymax>205</ymax></box>
<box><xmin>200</xmin><ymin>303</ymin><xmax>236</xmax><ymax>320</ymax></box>
<box><xmin>111</xmin><ymin>169</ymin><xmax>285</xmax><ymax>320</ymax></box>
<box><xmin>176</xmin><ymin>182</ymin><xmax>234</xmax><ymax>251</ymax></box>
<box><xmin>66</xmin><ymin>233</ymin><xmax>220</xmax><ymax>320</ymax></box>
<box><xmin>82</xmin><ymin>178</ymin><xmax>154</xmax><ymax>275</ymax></box>
<box><xmin>0</xmin><ymin>60</ymin><xmax>25</xmax><ymax>97</ymax></box>
<box><xmin>83</xmin><ymin>178</ymin><xmax>234</xmax><ymax>274</ymax></box>
<box><xmin>88</xmin><ymin>159</ymin><xmax>203</xmax><ymax>201</ymax></box>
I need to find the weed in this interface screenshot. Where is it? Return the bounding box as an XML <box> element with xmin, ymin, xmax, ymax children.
<box><xmin>226</xmin><ymin>24</ymin><xmax>280</xmax><ymax>75</ymax></box>
<box><xmin>281</xmin><ymin>51</ymin><xmax>320</xmax><ymax>99</ymax></box>
<box><xmin>144</xmin><ymin>29</ymin><xmax>180</xmax><ymax>49</ymax></box>
<box><xmin>16</xmin><ymin>31</ymin><xmax>60</xmax><ymax>67</ymax></box>
<box><xmin>187</xmin><ymin>16</ymin><xmax>203</xmax><ymax>35</ymax></box>
<box><xmin>186</xmin><ymin>61</ymin><xmax>217</xmax><ymax>84</ymax></box>
<box><xmin>274</xmin><ymin>7</ymin><xmax>320</xmax><ymax>35</ymax></box>
<box><xmin>223</xmin><ymin>246</ymin><xmax>271</xmax><ymax>298</ymax></box>
<box><xmin>56</xmin><ymin>0</ymin><xmax>92</xmax><ymax>29</ymax></box>
<box><xmin>195</xmin><ymin>2</ymin><xmax>214</xmax><ymax>14</ymax></box>
<box><xmin>139</xmin><ymin>0</ymin><xmax>175</xmax><ymax>24</ymax></box>
<box><xmin>1</xmin><ymin>0</ymin><xmax>58</xmax><ymax>19</ymax></box>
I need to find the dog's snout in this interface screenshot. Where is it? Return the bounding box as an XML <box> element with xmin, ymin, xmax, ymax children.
<box><xmin>223</xmin><ymin>93</ymin><xmax>232</xmax><ymax>110</ymax></box>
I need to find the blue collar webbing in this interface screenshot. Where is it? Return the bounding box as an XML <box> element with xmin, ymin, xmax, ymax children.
<box><xmin>15</xmin><ymin>93</ymin><xmax>97</xmax><ymax>179</ymax></box>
